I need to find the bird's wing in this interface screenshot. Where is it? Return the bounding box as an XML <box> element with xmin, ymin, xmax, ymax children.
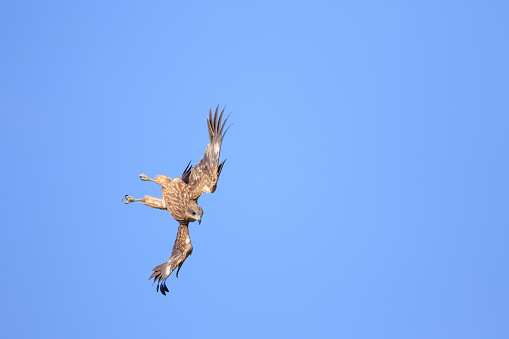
<box><xmin>180</xmin><ymin>160</ymin><xmax>193</xmax><ymax>184</ymax></box>
<box><xmin>188</xmin><ymin>105</ymin><xmax>230</xmax><ymax>198</ymax></box>
<box><xmin>149</xmin><ymin>224</ymin><xmax>193</xmax><ymax>295</ymax></box>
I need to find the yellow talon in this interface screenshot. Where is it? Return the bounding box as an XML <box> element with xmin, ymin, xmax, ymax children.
<box><xmin>139</xmin><ymin>173</ymin><xmax>156</xmax><ymax>182</ymax></box>
<box><xmin>123</xmin><ymin>195</ymin><xmax>138</xmax><ymax>204</ymax></box>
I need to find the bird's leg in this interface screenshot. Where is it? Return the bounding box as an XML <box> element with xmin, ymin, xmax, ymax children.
<box><xmin>123</xmin><ymin>195</ymin><xmax>166</xmax><ymax>210</ymax></box>
<box><xmin>140</xmin><ymin>173</ymin><xmax>172</xmax><ymax>187</ymax></box>
<box><xmin>139</xmin><ymin>173</ymin><xmax>156</xmax><ymax>182</ymax></box>
<box><xmin>123</xmin><ymin>195</ymin><xmax>142</xmax><ymax>204</ymax></box>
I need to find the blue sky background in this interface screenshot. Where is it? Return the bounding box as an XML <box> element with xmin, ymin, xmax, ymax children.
<box><xmin>1</xmin><ymin>1</ymin><xmax>508</xmax><ymax>338</ymax></box>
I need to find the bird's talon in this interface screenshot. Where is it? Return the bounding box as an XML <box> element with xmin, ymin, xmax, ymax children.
<box><xmin>140</xmin><ymin>173</ymin><xmax>156</xmax><ymax>182</ymax></box>
<box><xmin>123</xmin><ymin>195</ymin><xmax>136</xmax><ymax>204</ymax></box>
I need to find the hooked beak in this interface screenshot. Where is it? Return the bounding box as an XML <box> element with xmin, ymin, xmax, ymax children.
<box><xmin>198</xmin><ymin>216</ymin><xmax>202</xmax><ymax>225</ymax></box>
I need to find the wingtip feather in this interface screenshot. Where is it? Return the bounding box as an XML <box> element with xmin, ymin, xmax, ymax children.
<box><xmin>219</xmin><ymin>112</ymin><xmax>231</xmax><ymax>136</ymax></box>
<box><xmin>218</xmin><ymin>107</ymin><xmax>225</xmax><ymax>132</ymax></box>
<box><xmin>221</xmin><ymin>122</ymin><xmax>233</xmax><ymax>142</ymax></box>
<box><xmin>213</xmin><ymin>105</ymin><xmax>219</xmax><ymax>129</ymax></box>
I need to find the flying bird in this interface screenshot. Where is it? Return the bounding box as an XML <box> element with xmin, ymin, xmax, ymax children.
<box><xmin>123</xmin><ymin>105</ymin><xmax>230</xmax><ymax>295</ymax></box>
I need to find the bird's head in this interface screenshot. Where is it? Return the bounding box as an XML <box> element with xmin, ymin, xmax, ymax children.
<box><xmin>186</xmin><ymin>203</ymin><xmax>204</xmax><ymax>224</ymax></box>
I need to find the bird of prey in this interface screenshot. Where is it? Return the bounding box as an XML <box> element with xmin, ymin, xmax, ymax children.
<box><xmin>123</xmin><ymin>106</ymin><xmax>230</xmax><ymax>295</ymax></box>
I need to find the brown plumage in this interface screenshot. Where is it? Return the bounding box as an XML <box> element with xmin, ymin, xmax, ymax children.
<box><xmin>148</xmin><ymin>224</ymin><xmax>192</xmax><ymax>295</ymax></box>
<box><xmin>123</xmin><ymin>105</ymin><xmax>230</xmax><ymax>295</ymax></box>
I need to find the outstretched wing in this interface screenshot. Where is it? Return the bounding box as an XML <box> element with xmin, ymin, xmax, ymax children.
<box><xmin>188</xmin><ymin>105</ymin><xmax>230</xmax><ymax>198</ymax></box>
<box><xmin>149</xmin><ymin>224</ymin><xmax>193</xmax><ymax>295</ymax></box>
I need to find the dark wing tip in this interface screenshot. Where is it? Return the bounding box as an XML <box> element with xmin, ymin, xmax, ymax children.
<box><xmin>181</xmin><ymin>160</ymin><xmax>193</xmax><ymax>184</ymax></box>
<box><xmin>213</xmin><ymin>105</ymin><xmax>220</xmax><ymax>128</ymax></box>
<box><xmin>210</xmin><ymin>106</ymin><xmax>231</xmax><ymax>140</ymax></box>
<box><xmin>221</xmin><ymin>122</ymin><xmax>233</xmax><ymax>141</ymax></box>
<box><xmin>217</xmin><ymin>158</ymin><xmax>227</xmax><ymax>177</ymax></box>
<box><xmin>149</xmin><ymin>262</ymin><xmax>171</xmax><ymax>295</ymax></box>
<box><xmin>160</xmin><ymin>281</ymin><xmax>169</xmax><ymax>295</ymax></box>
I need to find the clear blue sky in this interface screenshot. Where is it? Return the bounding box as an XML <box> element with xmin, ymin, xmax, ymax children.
<box><xmin>1</xmin><ymin>1</ymin><xmax>508</xmax><ymax>338</ymax></box>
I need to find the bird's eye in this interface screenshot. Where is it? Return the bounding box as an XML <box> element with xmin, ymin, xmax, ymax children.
<box><xmin>192</xmin><ymin>212</ymin><xmax>196</xmax><ymax>215</ymax></box>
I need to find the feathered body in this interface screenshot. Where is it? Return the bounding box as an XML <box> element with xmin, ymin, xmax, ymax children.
<box><xmin>123</xmin><ymin>106</ymin><xmax>230</xmax><ymax>295</ymax></box>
